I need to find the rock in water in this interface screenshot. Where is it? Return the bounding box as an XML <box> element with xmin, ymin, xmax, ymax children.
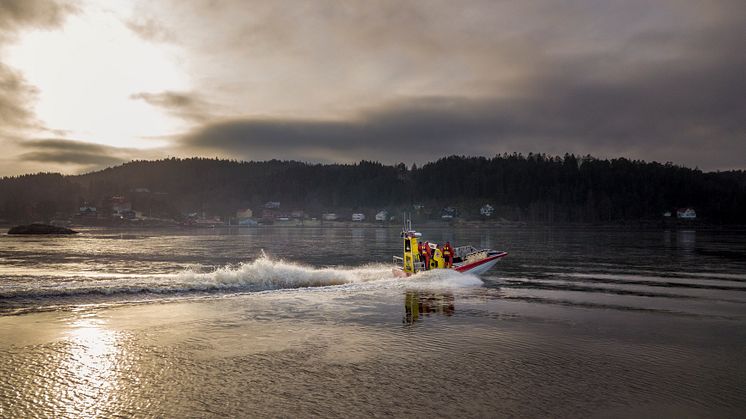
<box><xmin>7</xmin><ymin>224</ymin><xmax>78</xmax><ymax>235</ymax></box>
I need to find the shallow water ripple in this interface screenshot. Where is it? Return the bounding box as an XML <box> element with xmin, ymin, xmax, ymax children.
<box><xmin>1</xmin><ymin>226</ymin><xmax>745</xmax><ymax>417</ymax></box>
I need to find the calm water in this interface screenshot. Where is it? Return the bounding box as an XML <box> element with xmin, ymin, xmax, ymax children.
<box><xmin>1</xmin><ymin>226</ymin><xmax>745</xmax><ymax>417</ymax></box>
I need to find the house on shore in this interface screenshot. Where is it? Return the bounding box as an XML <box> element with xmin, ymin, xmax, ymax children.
<box><xmin>322</xmin><ymin>213</ymin><xmax>338</xmax><ymax>221</ymax></box>
<box><xmin>238</xmin><ymin>218</ymin><xmax>258</xmax><ymax>226</ymax></box>
<box><xmin>79</xmin><ymin>206</ymin><xmax>97</xmax><ymax>217</ymax></box>
<box><xmin>677</xmin><ymin>208</ymin><xmax>697</xmax><ymax>219</ymax></box>
<box><xmin>110</xmin><ymin>196</ymin><xmax>132</xmax><ymax>217</ymax></box>
<box><xmin>480</xmin><ymin>204</ymin><xmax>494</xmax><ymax>217</ymax></box>
<box><xmin>236</xmin><ymin>208</ymin><xmax>253</xmax><ymax>219</ymax></box>
<box><xmin>119</xmin><ymin>209</ymin><xmax>138</xmax><ymax>220</ymax></box>
<box><xmin>441</xmin><ymin>207</ymin><xmax>458</xmax><ymax>220</ymax></box>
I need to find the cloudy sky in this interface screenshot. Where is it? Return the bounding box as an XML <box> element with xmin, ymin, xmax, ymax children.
<box><xmin>0</xmin><ymin>0</ymin><xmax>743</xmax><ymax>175</ymax></box>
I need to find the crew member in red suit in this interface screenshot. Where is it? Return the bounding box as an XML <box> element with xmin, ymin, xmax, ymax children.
<box><xmin>422</xmin><ymin>241</ymin><xmax>432</xmax><ymax>270</ymax></box>
<box><xmin>442</xmin><ymin>241</ymin><xmax>454</xmax><ymax>268</ymax></box>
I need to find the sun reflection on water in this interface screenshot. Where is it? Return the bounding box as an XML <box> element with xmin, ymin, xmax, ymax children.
<box><xmin>56</xmin><ymin>315</ymin><xmax>123</xmax><ymax>417</ymax></box>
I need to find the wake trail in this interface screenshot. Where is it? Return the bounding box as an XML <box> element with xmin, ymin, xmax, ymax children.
<box><xmin>0</xmin><ymin>255</ymin><xmax>399</xmax><ymax>300</ymax></box>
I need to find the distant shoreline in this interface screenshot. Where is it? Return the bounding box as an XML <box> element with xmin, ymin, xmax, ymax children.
<box><xmin>3</xmin><ymin>220</ymin><xmax>743</xmax><ymax>232</ymax></box>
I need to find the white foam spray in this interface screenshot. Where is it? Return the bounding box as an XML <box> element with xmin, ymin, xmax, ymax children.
<box><xmin>403</xmin><ymin>268</ymin><xmax>484</xmax><ymax>288</ymax></box>
<box><xmin>1</xmin><ymin>254</ymin><xmax>485</xmax><ymax>302</ymax></box>
<box><xmin>176</xmin><ymin>255</ymin><xmax>396</xmax><ymax>291</ymax></box>
<box><xmin>0</xmin><ymin>255</ymin><xmax>398</xmax><ymax>299</ymax></box>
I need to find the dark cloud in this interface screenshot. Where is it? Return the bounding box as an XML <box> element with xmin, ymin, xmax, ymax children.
<box><xmin>130</xmin><ymin>91</ymin><xmax>211</xmax><ymax>122</ymax></box>
<box><xmin>181</xmin><ymin>97</ymin><xmax>503</xmax><ymax>163</ymax></box>
<box><xmin>0</xmin><ymin>0</ymin><xmax>74</xmax><ymax>33</ymax></box>
<box><xmin>142</xmin><ymin>0</ymin><xmax>746</xmax><ymax>170</ymax></box>
<box><xmin>182</xmin><ymin>28</ymin><xmax>746</xmax><ymax>169</ymax></box>
<box><xmin>0</xmin><ymin>66</ymin><xmax>37</xmax><ymax>132</ymax></box>
<box><xmin>19</xmin><ymin>139</ymin><xmax>131</xmax><ymax>168</ymax></box>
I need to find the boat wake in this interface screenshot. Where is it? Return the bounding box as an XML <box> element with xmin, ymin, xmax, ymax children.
<box><xmin>0</xmin><ymin>255</ymin><xmax>397</xmax><ymax>302</ymax></box>
<box><xmin>177</xmin><ymin>255</ymin><xmax>396</xmax><ymax>292</ymax></box>
<box><xmin>0</xmin><ymin>255</ymin><xmax>490</xmax><ymax>316</ymax></box>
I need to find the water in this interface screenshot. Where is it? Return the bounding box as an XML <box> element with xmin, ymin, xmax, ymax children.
<box><xmin>1</xmin><ymin>226</ymin><xmax>745</xmax><ymax>417</ymax></box>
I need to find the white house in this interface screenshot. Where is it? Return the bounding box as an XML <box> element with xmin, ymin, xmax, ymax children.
<box><xmin>480</xmin><ymin>204</ymin><xmax>495</xmax><ymax>217</ymax></box>
<box><xmin>112</xmin><ymin>201</ymin><xmax>132</xmax><ymax>215</ymax></box>
<box><xmin>677</xmin><ymin>208</ymin><xmax>697</xmax><ymax>219</ymax></box>
<box><xmin>322</xmin><ymin>213</ymin><xmax>338</xmax><ymax>221</ymax></box>
<box><xmin>441</xmin><ymin>206</ymin><xmax>457</xmax><ymax>220</ymax></box>
<box><xmin>352</xmin><ymin>213</ymin><xmax>365</xmax><ymax>222</ymax></box>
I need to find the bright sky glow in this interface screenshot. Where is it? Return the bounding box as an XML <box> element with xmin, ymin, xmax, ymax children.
<box><xmin>6</xmin><ymin>1</ymin><xmax>189</xmax><ymax>148</ymax></box>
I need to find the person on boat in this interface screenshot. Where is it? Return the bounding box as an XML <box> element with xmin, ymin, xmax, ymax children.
<box><xmin>442</xmin><ymin>242</ymin><xmax>454</xmax><ymax>268</ymax></box>
<box><xmin>422</xmin><ymin>241</ymin><xmax>432</xmax><ymax>270</ymax></box>
<box><xmin>432</xmin><ymin>246</ymin><xmax>444</xmax><ymax>269</ymax></box>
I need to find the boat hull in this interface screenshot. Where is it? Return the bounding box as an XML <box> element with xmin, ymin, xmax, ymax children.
<box><xmin>454</xmin><ymin>252</ymin><xmax>507</xmax><ymax>275</ymax></box>
<box><xmin>393</xmin><ymin>251</ymin><xmax>507</xmax><ymax>277</ymax></box>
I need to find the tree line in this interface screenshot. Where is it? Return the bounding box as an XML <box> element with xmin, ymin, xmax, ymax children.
<box><xmin>0</xmin><ymin>154</ymin><xmax>744</xmax><ymax>224</ymax></box>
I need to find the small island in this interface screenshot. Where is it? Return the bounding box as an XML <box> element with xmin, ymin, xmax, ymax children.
<box><xmin>7</xmin><ymin>224</ymin><xmax>78</xmax><ymax>235</ymax></box>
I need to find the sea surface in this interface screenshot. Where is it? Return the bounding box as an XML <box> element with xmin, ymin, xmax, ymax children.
<box><xmin>1</xmin><ymin>226</ymin><xmax>745</xmax><ymax>417</ymax></box>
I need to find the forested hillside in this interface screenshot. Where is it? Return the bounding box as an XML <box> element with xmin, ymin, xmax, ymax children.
<box><xmin>1</xmin><ymin>154</ymin><xmax>744</xmax><ymax>224</ymax></box>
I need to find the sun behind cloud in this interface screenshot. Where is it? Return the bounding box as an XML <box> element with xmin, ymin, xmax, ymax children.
<box><xmin>6</xmin><ymin>0</ymin><xmax>189</xmax><ymax>150</ymax></box>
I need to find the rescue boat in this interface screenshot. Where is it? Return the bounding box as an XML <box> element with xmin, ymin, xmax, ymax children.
<box><xmin>392</xmin><ymin>220</ymin><xmax>507</xmax><ymax>277</ymax></box>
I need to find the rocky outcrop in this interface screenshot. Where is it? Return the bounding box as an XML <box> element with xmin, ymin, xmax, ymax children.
<box><xmin>7</xmin><ymin>224</ymin><xmax>78</xmax><ymax>235</ymax></box>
